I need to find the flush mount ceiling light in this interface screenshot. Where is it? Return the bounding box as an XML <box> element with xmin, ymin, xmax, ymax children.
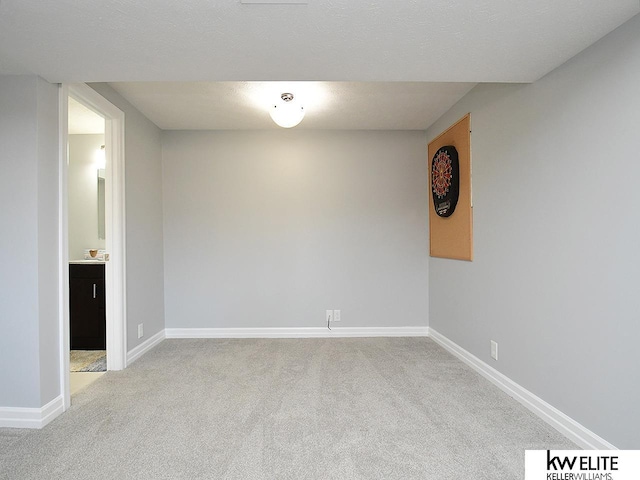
<box><xmin>241</xmin><ymin>0</ymin><xmax>308</xmax><ymax>3</ymax></box>
<box><xmin>269</xmin><ymin>93</ymin><xmax>305</xmax><ymax>128</ymax></box>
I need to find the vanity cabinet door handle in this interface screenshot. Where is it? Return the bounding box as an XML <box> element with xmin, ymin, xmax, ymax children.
<box><xmin>93</xmin><ymin>283</ymin><xmax>97</xmax><ymax>299</ymax></box>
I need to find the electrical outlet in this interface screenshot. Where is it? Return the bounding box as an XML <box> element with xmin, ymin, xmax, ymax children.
<box><xmin>491</xmin><ymin>340</ymin><xmax>498</xmax><ymax>360</ymax></box>
<box><xmin>138</xmin><ymin>323</ymin><xmax>144</xmax><ymax>339</ymax></box>
<box><xmin>326</xmin><ymin>310</ymin><xmax>333</xmax><ymax>323</ymax></box>
<box><xmin>333</xmin><ymin>309</ymin><xmax>341</xmax><ymax>322</ymax></box>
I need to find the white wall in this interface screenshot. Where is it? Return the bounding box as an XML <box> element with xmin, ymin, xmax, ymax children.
<box><xmin>0</xmin><ymin>76</ymin><xmax>59</xmax><ymax>408</ymax></box>
<box><xmin>162</xmin><ymin>130</ymin><xmax>429</xmax><ymax>330</ymax></box>
<box><xmin>426</xmin><ymin>14</ymin><xmax>640</xmax><ymax>449</ymax></box>
<box><xmin>88</xmin><ymin>83</ymin><xmax>165</xmax><ymax>352</ymax></box>
<box><xmin>68</xmin><ymin>134</ymin><xmax>105</xmax><ymax>260</ymax></box>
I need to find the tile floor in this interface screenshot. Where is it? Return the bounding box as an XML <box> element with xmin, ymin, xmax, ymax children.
<box><xmin>69</xmin><ymin>372</ymin><xmax>105</xmax><ymax>396</ymax></box>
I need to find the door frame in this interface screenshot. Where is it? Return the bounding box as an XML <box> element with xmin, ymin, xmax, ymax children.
<box><xmin>59</xmin><ymin>83</ymin><xmax>127</xmax><ymax>410</ymax></box>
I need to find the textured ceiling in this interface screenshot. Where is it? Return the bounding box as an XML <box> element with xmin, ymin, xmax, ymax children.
<box><xmin>3</xmin><ymin>2</ymin><xmax>637</xmax><ymax>131</ymax></box>
<box><xmin>107</xmin><ymin>81</ymin><xmax>476</xmax><ymax>130</ymax></box>
<box><xmin>0</xmin><ymin>1</ymin><xmax>637</xmax><ymax>83</ymax></box>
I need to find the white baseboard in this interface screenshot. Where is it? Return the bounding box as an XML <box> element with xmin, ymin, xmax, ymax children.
<box><xmin>427</xmin><ymin>328</ymin><xmax>616</xmax><ymax>450</ymax></box>
<box><xmin>165</xmin><ymin>326</ymin><xmax>429</xmax><ymax>339</ymax></box>
<box><xmin>126</xmin><ymin>329</ymin><xmax>166</xmax><ymax>366</ymax></box>
<box><xmin>0</xmin><ymin>395</ymin><xmax>64</xmax><ymax>429</ymax></box>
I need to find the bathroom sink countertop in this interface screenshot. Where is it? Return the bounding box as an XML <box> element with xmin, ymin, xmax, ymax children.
<box><xmin>70</xmin><ymin>259</ymin><xmax>106</xmax><ymax>264</ymax></box>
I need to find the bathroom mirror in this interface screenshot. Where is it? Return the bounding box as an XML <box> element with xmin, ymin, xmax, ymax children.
<box><xmin>98</xmin><ymin>169</ymin><xmax>106</xmax><ymax>240</ymax></box>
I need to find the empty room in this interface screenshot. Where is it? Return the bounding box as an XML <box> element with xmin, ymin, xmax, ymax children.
<box><xmin>1</xmin><ymin>2</ymin><xmax>639</xmax><ymax>479</ymax></box>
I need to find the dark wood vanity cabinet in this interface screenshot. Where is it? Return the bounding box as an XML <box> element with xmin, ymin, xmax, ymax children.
<box><xmin>69</xmin><ymin>264</ymin><xmax>106</xmax><ymax>350</ymax></box>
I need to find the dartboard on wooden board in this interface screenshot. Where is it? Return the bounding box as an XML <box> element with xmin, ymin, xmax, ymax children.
<box><xmin>431</xmin><ymin>145</ymin><xmax>459</xmax><ymax>217</ymax></box>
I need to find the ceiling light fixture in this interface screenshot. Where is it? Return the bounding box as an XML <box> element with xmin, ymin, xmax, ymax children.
<box><xmin>269</xmin><ymin>93</ymin><xmax>305</xmax><ymax>128</ymax></box>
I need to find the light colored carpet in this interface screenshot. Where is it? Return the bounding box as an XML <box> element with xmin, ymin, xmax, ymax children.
<box><xmin>70</xmin><ymin>350</ymin><xmax>106</xmax><ymax>372</ymax></box>
<box><xmin>0</xmin><ymin>338</ymin><xmax>575</xmax><ymax>479</ymax></box>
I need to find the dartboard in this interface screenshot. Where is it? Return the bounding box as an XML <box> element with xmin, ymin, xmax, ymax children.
<box><xmin>431</xmin><ymin>145</ymin><xmax>459</xmax><ymax>217</ymax></box>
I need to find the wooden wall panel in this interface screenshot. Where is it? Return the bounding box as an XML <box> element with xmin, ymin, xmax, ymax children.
<box><xmin>428</xmin><ymin>114</ymin><xmax>473</xmax><ymax>261</ymax></box>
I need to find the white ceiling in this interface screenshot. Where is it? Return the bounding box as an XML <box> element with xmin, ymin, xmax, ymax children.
<box><xmin>68</xmin><ymin>97</ymin><xmax>105</xmax><ymax>134</ymax></box>
<box><xmin>0</xmin><ymin>1</ymin><xmax>637</xmax><ymax>83</ymax></box>
<box><xmin>108</xmin><ymin>81</ymin><xmax>476</xmax><ymax>130</ymax></box>
<box><xmin>1</xmin><ymin>1</ymin><xmax>637</xmax><ymax>131</ymax></box>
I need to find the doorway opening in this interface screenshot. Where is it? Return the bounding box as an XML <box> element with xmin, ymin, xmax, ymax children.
<box><xmin>59</xmin><ymin>84</ymin><xmax>127</xmax><ymax>410</ymax></box>
<box><xmin>68</xmin><ymin>97</ymin><xmax>106</xmax><ymax>390</ymax></box>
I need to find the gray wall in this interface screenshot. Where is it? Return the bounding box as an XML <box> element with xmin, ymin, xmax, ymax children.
<box><xmin>36</xmin><ymin>77</ymin><xmax>61</xmax><ymax>406</ymax></box>
<box><xmin>0</xmin><ymin>75</ymin><xmax>59</xmax><ymax>408</ymax></box>
<box><xmin>68</xmin><ymin>134</ymin><xmax>106</xmax><ymax>260</ymax></box>
<box><xmin>89</xmin><ymin>83</ymin><xmax>165</xmax><ymax>351</ymax></box>
<box><xmin>162</xmin><ymin>130</ymin><xmax>429</xmax><ymax>329</ymax></box>
<box><xmin>426</xmin><ymin>15</ymin><xmax>640</xmax><ymax>448</ymax></box>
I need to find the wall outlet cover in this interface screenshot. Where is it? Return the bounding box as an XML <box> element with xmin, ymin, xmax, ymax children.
<box><xmin>333</xmin><ymin>309</ymin><xmax>341</xmax><ymax>322</ymax></box>
<box><xmin>491</xmin><ymin>340</ymin><xmax>498</xmax><ymax>360</ymax></box>
<box><xmin>138</xmin><ymin>323</ymin><xmax>144</xmax><ymax>339</ymax></box>
<box><xmin>326</xmin><ymin>310</ymin><xmax>333</xmax><ymax>323</ymax></box>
